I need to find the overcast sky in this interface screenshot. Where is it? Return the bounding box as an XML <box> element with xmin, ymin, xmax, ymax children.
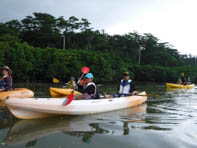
<box><xmin>0</xmin><ymin>0</ymin><xmax>197</xmax><ymax>55</ymax></box>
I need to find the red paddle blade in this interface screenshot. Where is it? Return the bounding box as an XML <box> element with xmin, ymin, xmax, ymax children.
<box><xmin>63</xmin><ymin>92</ymin><xmax>74</xmax><ymax>106</ymax></box>
<box><xmin>82</xmin><ymin>67</ymin><xmax>90</xmax><ymax>74</ymax></box>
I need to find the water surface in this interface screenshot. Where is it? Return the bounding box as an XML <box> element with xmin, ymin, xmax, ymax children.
<box><xmin>0</xmin><ymin>82</ymin><xmax>197</xmax><ymax>148</ymax></box>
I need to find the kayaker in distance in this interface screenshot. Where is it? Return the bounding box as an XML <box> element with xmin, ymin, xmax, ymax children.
<box><xmin>180</xmin><ymin>72</ymin><xmax>192</xmax><ymax>85</ymax></box>
<box><xmin>181</xmin><ymin>76</ymin><xmax>187</xmax><ymax>85</ymax></box>
<box><xmin>177</xmin><ymin>79</ymin><xmax>182</xmax><ymax>84</ymax></box>
<box><xmin>181</xmin><ymin>72</ymin><xmax>187</xmax><ymax>85</ymax></box>
<box><xmin>0</xmin><ymin>66</ymin><xmax>12</xmax><ymax>92</ymax></box>
<box><xmin>65</xmin><ymin>77</ymin><xmax>76</xmax><ymax>89</ymax></box>
<box><xmin>114</xmin><ymin>72</ymin><xmax>138</xmax><ymax>97</ymax></box>
<box><xmin>187</xmin><ymin>77</ymin><xmax>191</xmax><ymax>84</ymax></box>
<box><xmin>75</xmin><ymin>73</ymin><xmax>99</xmax><ymax>100</ymax></box>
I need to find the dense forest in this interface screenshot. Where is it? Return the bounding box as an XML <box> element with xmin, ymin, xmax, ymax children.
<box><xmin>0</xmin><ymin>12</ymin><xmax>197</xmax><ymax>83</ymax></box>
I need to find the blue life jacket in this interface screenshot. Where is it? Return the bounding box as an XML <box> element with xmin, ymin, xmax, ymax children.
<box><xmin>119</xmin><ymin>79</ymin><xmax>132</xmax><ymax>95</ymax></box>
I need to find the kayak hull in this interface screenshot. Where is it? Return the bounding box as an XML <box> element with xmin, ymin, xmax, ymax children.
<box><xmin>0</xmin><ymin>88</ymin><xmax>34</xmax><ymax>101</ymax></box>
<box><xmin>6</xmin><ymin>92</ymin><xmax>147</xmax><ymax>119</ymax></box>
<box><xmin>50</xmin><ymin>88</ymin><xmax>81</xmax><ymax>97</ymax></box>
<box><xmin>166</xmin><ymin>83</ymin><xmax>195</xmax><ymax>89</ymax></box>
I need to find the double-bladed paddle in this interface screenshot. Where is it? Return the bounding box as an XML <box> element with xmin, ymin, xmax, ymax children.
<box><xmin>62</xmin><ymin>66</ymin><xmax>90</xmax><ymax>106</ymax></box>
<box><xmin>53</xmin><ymin>77</ymin><xmax>60</xmax><ymax>83</ymax></box>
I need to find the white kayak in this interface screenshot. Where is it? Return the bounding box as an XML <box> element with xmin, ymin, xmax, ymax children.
<box><xmin>5</xmin><ymin>92</ymin><xmax>147</xmax><ymax>119</ymax></box>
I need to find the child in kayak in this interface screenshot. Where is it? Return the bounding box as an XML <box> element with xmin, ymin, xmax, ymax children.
<box><xmin>0</xmin><ymin>66</ymin><xmax>12</xmax><ymax>92</ymax></box>
<box><xmin>177</xmin><ymin>79</ymin><xmax>182</xmax><ymax>84</ymax></box>
<box><xmin>75</xmin><ymin>73</ymin><xmax>99</xmax><ymax>100</ymax></box>
<box><xmin>66</xmin><ymin>77</ymin><xmax>76</xmax><ymax>89</ymax></box>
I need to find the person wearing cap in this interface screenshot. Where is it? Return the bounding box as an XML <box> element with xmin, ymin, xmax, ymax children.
<box><xmin>65</xmin><ymin>77</ymin><xmax>76</xmax><ymax>89</ymax></box>
<box><xmin>181</xmin><ymin>72</ymin><xmax>187</xmax><ymax>85</ymax></box>
<box><xmin>114</xmin><ymin>72</ymin><xmax>138</xmax><ymax>97</ymax></box>
<box><xmin>78</xmin><ymin>77</ymin><xmax>87</xmax><ymax>89</ymax></box>
<box><xmin>0</xmin><ymin>66</ymin><xmax>12</xmax><ymax>92</ymax></box>
<box><xmin>76</xmin><ymin>73</ymin><xmax>99</xmax><ymax>100</ymax></box>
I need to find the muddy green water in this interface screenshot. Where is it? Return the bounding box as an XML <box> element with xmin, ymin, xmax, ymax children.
<box><xmin>0</xmin><ymin>82</ymin><xmax>197</xmax><ymax>148</ymax></box>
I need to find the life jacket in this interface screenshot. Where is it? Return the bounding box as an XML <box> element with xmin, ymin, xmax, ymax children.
<box><xmin>67</xmin><ymin>81</ymin><xmax>76</xmax><ymax>89</ymax></box>
<box><xmin>84</xmin><ymin>82</ymin><xmax>98</xmax><ymax>99</ymax></box>
<box><xmin>119</xmin><ymin>79</ymin><xmax>132</xmax><ymax>95</ymax></box>
<box><xmin>81</xmin><ymin>79</ymin><xmax>87</xmax><ymax>86</ymax></box>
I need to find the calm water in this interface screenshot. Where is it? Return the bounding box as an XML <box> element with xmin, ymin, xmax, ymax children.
<box><xmin>1</xmin><ymin>82</ymin><xmax>197</xmax><ymax>148</ymax></box>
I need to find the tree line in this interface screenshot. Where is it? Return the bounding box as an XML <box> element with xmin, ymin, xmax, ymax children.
<box><xmin>0</xmin><ymin>12</ymin><xmax>197</xmax><ymax>82</ymax></box>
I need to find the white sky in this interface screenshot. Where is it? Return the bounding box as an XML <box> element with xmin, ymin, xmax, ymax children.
<box><xmin>106</xmin><ymin>0</ymin><xmax>197</xmax><ymax>56</ymax></box>
<box><xmin>0</xmin><ymin>0</ymin><xmax>197</xmax><ymax>55</ymax></box>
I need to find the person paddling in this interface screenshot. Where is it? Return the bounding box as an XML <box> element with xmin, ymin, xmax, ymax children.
<box><xmin>0</xmin><ymin>66</ymin><xmax>12</xmax><ymax>92</ymax></box>
<box><xmin>177</xmin><ymin>79</ymin><xmax>182</xmax><ymax>84</ymax></box>
<box><xmin>75</xmin><ymin>73</ymin><xmax>99</xmax><ymax>100</ymax></box>
<box><xmin>78</xmin><ymin>77</ymin><xmax>87</xmax><ymax>89</ymax></box>
<box><xmin>66</xmin><ymin>77</ymin><xmax>76</xmax><ymax>89</ymax></box>
<box><xmin>181</xmin><ymin>72</ymin><xmax>187</xmax><ymax>85</ymax></box>
<box><xmin>114</xmin><ymin>72</ymin><xmax>138</xmax><ymax>97</ymax></box>
<box><xmin>187</xmin><ymin>77</ymin><xmax>191</xmax><ymax>85</ymax></box>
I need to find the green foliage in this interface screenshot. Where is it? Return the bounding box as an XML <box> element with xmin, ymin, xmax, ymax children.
<box><xmin>0</xmin><ymin>12</ymin><xmax>197</xmax><ymax>83</ymax></box>
<box><xmin>0</xmin><ymin>35</ymin><xmax>196</xmax><ymax>83</ymax></box>
<box><xmin>1</xmin><ymin>12</ymin><xmax>195</xmax><ymax>66</ymax></box>
<box><xmin>0</xmin><ymin>36</ymin><xmax>128</xmax><ymax>82</ymax></box>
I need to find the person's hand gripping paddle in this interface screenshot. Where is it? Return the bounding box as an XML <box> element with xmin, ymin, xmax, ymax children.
<box><xmin>62</xmin><ymin>66</ymin><xmax>90</xmax><ymax>106</ymax></box>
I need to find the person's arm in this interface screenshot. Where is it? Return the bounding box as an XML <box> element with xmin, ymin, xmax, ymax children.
<box><xmin>77</xmin><ymin>84</ymin><xmax>85</xmax><ymax>93</ymax></box>
<box><xmin>129</xmin><ymin>81</ymin><xmax>136</xmax><ymax>93</ymax></box>
<box><xmin>72</xmin><ymin>83</ymin><xmax>77</xmax><ymax>89</ymax></box>
<box><xmin>117</xmin><ymin>83</ymin><xmax>120</xmax><ymax>92</ymax></box>
<box><xmin>4</xmin><ymin>76</ymin><xmax>12</xmax><ymax>91</ymax></box>
<box><xmin>117</xmin><ymin>81</ymin><xmax>122</xmax><ymax>93</ymax></box>
<box><xmin>0</xmin><ymin>88</ymin><xmax>5</xmax><ymax>92</ymax></box>
<box><xmin>129</xmin><ymin>81</ymin><xmax>139</xmax><ymax>95</ymax></box>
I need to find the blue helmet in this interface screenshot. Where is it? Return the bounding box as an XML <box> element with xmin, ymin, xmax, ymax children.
<box><xmin>85</xmin><ymin>73</ymin><xmax>94</xmax><ymax>79</ymax></box>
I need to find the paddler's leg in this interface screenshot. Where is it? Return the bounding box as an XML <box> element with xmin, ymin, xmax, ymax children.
<box><xmin>75</xmin><ymin>93</ymin><xmax>92</xmax><ymax>100</ymax></box>
<box><xmin>74</xmin><ymin>94</ymin><xmax>84</xmax><ymax>100</ymax></box>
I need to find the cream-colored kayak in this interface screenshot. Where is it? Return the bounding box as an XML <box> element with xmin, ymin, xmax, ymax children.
<box><xmin>0</xmin><ymin>88</ymin><xmax>34</xmax><ymax>101</ymax></box>
<box><xmin>5</xmin><ymin>92</ymin><xmax>147</xmax><ymax>119</ymax></box>
<box><xmin>50</xmin><ymin>88</ymin><xmax>81</xmax><ymax>97</ymax></box>
<box><xmin>166</xmin><ymin>83</ymin><xmax>195</xmax><ymax>89</ymax></box>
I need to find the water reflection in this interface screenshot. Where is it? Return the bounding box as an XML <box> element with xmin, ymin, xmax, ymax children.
<box><xmin>146</xmin><ymin>86</ymin><xmax>197</xmax><ymax>131</ymax></box>
<box><xmin>1</xmin><ymin>83</ymin><xmax>197</xmax><ymax>148</ymax></box>
<box><xmin>0</xmin><ymin>107</ymin><xmax>13</xmax><ymax>127</ymax></box>
<box><xmin>0</xmin><ymin>101</ymin><xmax>6</xmax><ymax>108</ymax></box>
<box><xmin>4</xmin><ymin>104</ymin><xmax>147</xmax><ymax>146</ymax></box>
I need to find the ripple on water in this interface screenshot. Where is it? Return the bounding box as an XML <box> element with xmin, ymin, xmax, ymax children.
<box><xmin>1</xmin><ymin>83</ymin><xmax>197</xmax><ymax>148</ymax></box>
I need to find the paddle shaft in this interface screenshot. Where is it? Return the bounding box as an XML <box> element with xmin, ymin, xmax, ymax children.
<box><xmin>77</xmin><ymin>73</ymin><xmax>85</xmax><ymax>85</ymax></box>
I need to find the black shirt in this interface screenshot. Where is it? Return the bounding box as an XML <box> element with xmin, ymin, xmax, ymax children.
<box><xmin>78</xmin><ymin>84</ymin><xmax>95</xmax><ymax>95</ymax></box>
<box><xmin>78</xmin><ymin>82</ymin><xmax>99</xmax><ymax>99</ymax></box>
